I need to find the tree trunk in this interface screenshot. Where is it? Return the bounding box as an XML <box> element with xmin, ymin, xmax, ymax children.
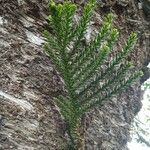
<box><xmin>0</xmin><ymin>0</ymin><xmax>149</xmax><ymax>150</ymax></box>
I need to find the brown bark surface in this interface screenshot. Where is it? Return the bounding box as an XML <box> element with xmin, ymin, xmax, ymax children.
<box><xmin>0</xmin><ymin>0</ymin><xmax>149</xmax><ymax>150</ymax></box>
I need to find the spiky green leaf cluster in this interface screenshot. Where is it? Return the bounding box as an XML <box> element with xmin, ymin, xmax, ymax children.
<box><xmin>44</xmin><ymin>0</ymin><xmax>143</xmax><ymax>148</ymax></box>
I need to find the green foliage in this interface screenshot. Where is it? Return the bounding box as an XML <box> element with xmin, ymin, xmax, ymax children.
<box><xmin>44</xmin><ymin>0</ymin><xmax>143</xmax><ymax>149</ymax></box>
<box><xmin>143</xmin><ymin>81</ymin><xmax>150</xmax><ymax>90</ymax></box>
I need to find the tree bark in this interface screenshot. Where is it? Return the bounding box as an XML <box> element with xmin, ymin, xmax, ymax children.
<box><xmin>0</xmin><ymin>0</ymin><xmax>149</xmax><ymax>150</ymax></box>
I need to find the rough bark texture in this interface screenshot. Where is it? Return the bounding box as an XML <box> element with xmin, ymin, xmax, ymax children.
<box><xmin>0</xmin><ymin>0</ymin><xmax>149</xmax><ymax>150</ymax></box>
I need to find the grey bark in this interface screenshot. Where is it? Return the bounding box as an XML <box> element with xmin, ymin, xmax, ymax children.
<box><xmin>0</xmin><ymin>0</ymin><xmax>149</xmax><ymax>150</ymax></box>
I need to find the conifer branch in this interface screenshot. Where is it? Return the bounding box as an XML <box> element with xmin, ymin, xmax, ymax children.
<box><xmin>44</xmin><ymin>1</ymin><xmax>143</xmax><ymax>149</ymax></box>
<box><xmin>72</xmin><ymin>28</ymin><xmax>119</xmax><ymax>89</ymax></box>
<box><xmin>70</xmin><ymin>13</ymin><xmax>113</xmax><ymax>73</ymax></box>
<box><xmin>82</xmin><ymin>71</ymin><xmax>143</xmax><ymax>112</ymax></box>
<box><xmin>68</xmin><ymin>0</ymin><xmax>96</xmax><ymax>59</ymax></box>
<box><xmin>78</xmin><ymin>61</ymin><xmax>133</xmax><ymax>104</ymax></box>
<box><xmin>75</xmin><ymin>32</ymin><xmax>138</xmax><ymax>99</ymax></box>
